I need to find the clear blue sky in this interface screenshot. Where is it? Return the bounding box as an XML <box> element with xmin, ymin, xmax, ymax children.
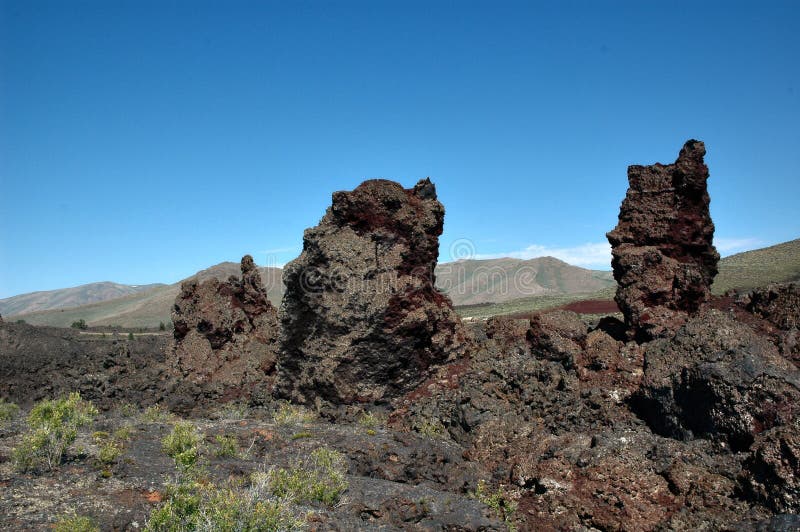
<box><xmin>1</xmin><ymin>0</ymin><xmax>798</xmax><ymax>298</ymax></box>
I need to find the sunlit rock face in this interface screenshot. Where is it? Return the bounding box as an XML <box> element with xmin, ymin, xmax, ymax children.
<box><xmin>607</xmin><ymin>140</ymin><xmax>720</xmax><ymax>341</ymax></box>
<box><xmin>277</xmin><ymin>178</ymin><xmax>468</xmax><ymax>406</ymax></box>
<box><xmin>169</xmin><ymin>255</ymin><xmax>279</xmax><ymax>411</ymax></box>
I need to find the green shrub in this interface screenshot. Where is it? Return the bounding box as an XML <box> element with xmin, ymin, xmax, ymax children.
<box><xmin>71</xmin><ymin>319</ymin><xmax>88</xmax><ymax>330</ymax></box>
<box><xmin>159</xmin><ymin>321</ymin><xmax>166</xmax><ymax>331</ymax></box>
<box><xmin>357</xmin><ymin>411</ymin><xmax>384</xmax><ymax>429</ymax></box>
<box><xmin>117</xmin><ymin>402</ymin><xmax>138</xmax><ymax>418</ymax></box>
<box><xmin>0</xmin><ymin>398</ymin><xmax>19</xmax><ymax>422</ymax></box>
<box><xmin>268</xmin><ymin>447</ymin><xmax>348</xmax><ymax>507</ymax></box>
<box><xmin>54</xmin><ymin>513</ymin><xmax>99</xmax><ymax>532</ymax></box>
<box><xmin>212</xmin><ymin>433</ymin><xmax>238</xmax><ymax>458</ymax></box>
<box><xmin>113</xmin><ymin>425</ymin><xmax>133</xmax><ymax>441</ymax></box>
<box><xmin>162</xmin><ymin>422</ymin><xmax>202</xmax><ymax>470</ymax></box>
<box><xmin>273</xmin><ymin>402</ymin><xmax>315</xmax><ymax>425</ymax></box>
<box><xmin>12</xmin><ymin>392</ymin><xmax>97</xmax><ymax>471</ymax></box>
<box><xmin>98</xmin><ymin>439</ymin><xmax>122</xmax><ymax>465</ymax></box>
<box><xmin>413</xmin><ymin>419</ymin><xmax>447</xmax><ymax>439</ymax></box>
<box><xmin>291</xmin><ymin>431</ymin><xmax>313</xmax><ymax>440</ymax></box>
<box><xmin>146</xmin><ymin>474</ymin><xmax>305</xmax><ymax>531</ymax></box>
<box><xmin>217</xmin><ymin>402</ymin><xmax>249</xmax><ymax>420</ymax></box>
<box><xmin>472</xmin><ymin>480</ymin><xmax>518</xmax><ymax>531</ymax></box>
<box><xmin>140</xmin><ymin>404</ymin><xmax>171</xmax><ymax>423</ymax></box>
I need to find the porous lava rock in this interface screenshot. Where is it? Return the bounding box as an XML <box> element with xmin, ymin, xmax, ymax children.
<box><xmin>741</xmin><ymin>425</ymin><xmax>800</xmax><ymax>513</ymax></box>
<box><xmin>277</xmin><ymin>178</ymin><xmax>467</xmax><ymax>405</ymax></box>
<box><xmin>631</xmin><ymin>309</ymin><xmax>800</xmax><ymax>451</ymax></box>
<box><xmin>740</xmin><ymin>283</ymin><xmax>800</xmax><ymax>364</ymax></box>
<box><xmin>169</xmin><ymin>255</ymin><xmax>279</xmax><ymax>411</ymax></box>
<box><xmin>0</xmin><ymin>320</ymin><xmax>169</xmax><ymax>410</ymax></box>
<box><xmin>607</xmin><ymin>140</ymin><xmax>720</xmax><ymax>341</ymax></box>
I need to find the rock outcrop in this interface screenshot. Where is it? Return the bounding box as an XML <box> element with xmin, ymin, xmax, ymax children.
<box><xmin>277</xmin><ymin>178</ymin><xmax>467</xmax><ymax>405</ymax></box>
<box><xmin>631</xmin><ymin>309</ymin><xmax>800</xmax><ymax>451</ymax></box>
<box><xmin>607</xmin><ymin>140</ymin><xmax>720</xmax><ymax>341</ymax></box>
<box><xmin>169</xmin><ymin>255</ymin><xmax>279</xmax><ymax>411</ymax></box>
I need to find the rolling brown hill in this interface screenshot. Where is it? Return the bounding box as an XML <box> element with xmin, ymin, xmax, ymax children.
<box><xmin>10</xmin><ymin>265</ymin><xmax>284</xmax><ymax>329</ymax></box>
<box><xmin>0</xmin><ymin>282</ymin><xmax>164</xmax><ymax>317</ymax></box>
<box><xmin>435</xmin><ymin>256</ymin><xmax>615</xmax><ymax>305</ymax></box>
<box><xmin>9</xmin><ymin>257</ymin><xmax>614</xmax><ymax>328</ymax></box>
<box><xmin>8</xmin><ymin>238</ymin><xmax>798</xmax><ymax>327</ymax></box>
<box><xmin>711</xmin><ymin>238</ymin><xmax>800</xmax><ymax>294</ymax></box>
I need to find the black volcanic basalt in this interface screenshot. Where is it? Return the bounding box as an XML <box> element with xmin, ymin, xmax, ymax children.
<box><xmin>631</xmin><ymin>309</ymin><xmax>800</xmax><ymax>451</ymax></box>
<box><xmin>168</xmin><ymin>255</ymin><xmax>279</xmax><ymax>411</ymax></box>
<box><xmin>277</xmin><ymin>178</ymin><xmax>468</xmax><ymax>405</ymax></box>
<box><xmin>607</xmin><ymin>140</ymin><xmax>720</xmax><ymax>341</ymax></box>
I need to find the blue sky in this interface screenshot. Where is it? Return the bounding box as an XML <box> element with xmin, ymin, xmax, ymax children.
<box><xmin>1</xmin><ymin>0</ymin><xmax>798</xmax><ymax>298</ymax></box>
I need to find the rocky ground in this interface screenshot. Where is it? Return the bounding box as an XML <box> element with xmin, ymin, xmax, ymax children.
<box><xmin>2</xmin><ymin>286</ymin><xmax>799</xmax><ymax>530</ymax></box>
<box><xmin>1</xmin><ymin>143</ymin><xmax>799</xmax><ymax>530</ymax></box>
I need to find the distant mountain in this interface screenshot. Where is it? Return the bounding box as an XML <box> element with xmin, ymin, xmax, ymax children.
<box><xmin>0</xmin><ymin>282</ymin><xmax>164</xmax><ymax>317</ymax></box>
<box><xmin>8</xmin><ymin>257</ymin><xmax>613</xmax><ymax>328</ymax></box>
<box><xmin>435</xmin><ymin>256</ymin><xmax>615</xmax><ymax>306</ymax></box>
<box><xmin>712</xmin><ymin>238</ymin><xmax>800</xmax><ymax>294</ymax></box>
<box><xmin>8</xmin><ymin>265</ymin><xmax>284</xmax><ymax>329</ymax></box>
<box><xmin>8</xmin><ymin>238</ymin><xmax>798</xmax><ymax>327</ymax></box>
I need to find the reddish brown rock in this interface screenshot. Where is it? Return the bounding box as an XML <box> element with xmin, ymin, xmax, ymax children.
<box><xmin>277</xmin><ymin>178</ymin><xmax>468</xmax><ymax>405</ymax></box>
<box><xmin>607</xmin><ymin>140</ymin><xmax>720</xmax><ymax>341</ymax></box>
<box><xmin>631</xmin><ymin>309</ymin><xmax>800</xmax><ymax>451</ymax></box>
<box><xmin>741</xmin><ymin>425</ymin><xmax>800</xmax><ymax>513</ymax></box>
<box><xmin>740</xmin><ymin>283</ymin><xmax>800</xmax><ymax>364</ymax></box>
<box><xmin>169</xmin><ymin>255</ymin><xmax>279</xmax><ymax>411</ymax></box>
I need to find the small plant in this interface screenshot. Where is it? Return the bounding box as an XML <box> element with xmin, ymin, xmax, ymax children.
<box><xmin>413</xmin><ymin>419</ymin><xmax>447</xmax><ymax>439</ymax></box>
<box><xmin>54</xmin><ymin>513</ymin><xmax>99</xmax><ymax>532</ymax></box>
<box><xmin>291</xmin><ymin>431</ymin><xmax>313</xmax><ymax>440</ymax></box>
<box><xmin>113</xmin><ymin>425</ymin><xmax>133</xmax><ymax>441</ymax></box>
<box><xmin>273</xmin><ymin>401</ymin><xmax>315</xmax><ymax>425</ymax></box>
<box><xmin>472</xmin><ymin>480</ymin><xmax>518</xmax><ymax>531</ymax></box>
<box><xmin>0</xmin><ymin>398</ymin><xmax>19</xmax><ymax>422</ymax></box>
<box><xmin>268</xmin><ymin>447</ymin><xmax>348</xmax><ymax>507</ymax></box>
<box><xmin>146</xmin><ymin>474</ymin><xmax>306</xmax><ymax>531</ymax></box>
<box><xmin>159</xmin><ymin>321</ymin><xmax>166</xmax><ymax>331</ymax></box>
<box><xmin>162</xmin><ymin>422</ymin><xmax>202</xmax><ymax>470</ymax></box>
<box><xmin>140</xmin><ymin>404</ymin><xmax>171</xmax><ymax>423</ymax></box>
<box><xmin>71</xmin><ymin>319</ymin><xmax>88</xmax><ymax>330</ymax></box>
<box><xmin>98</xmin><ymin>439</ymin><xmax>122</xmax><ymax>465</ymax></box>
<box><xmin>366</xmin><ymin>429</ymin><xmax>377</xmax><ymax>436</ymax></box>
<box><xmin>117</xmin><ymin>402</ymin><xmax>138</xmax><ymax>417</ymax></box>
<box><xmin>212</xmin><ymin>433</ymin><xmax>238</xmax><ymax>458</ymax></box>
<box><xmin>217</xmin><ymin>402</ymin><xmax>249</xmax><ymax>420</ymax></box>
<box><xmin>127</xmin><ymin>332</ymin><xmax>134</xmax><ymax>340</ymax></box>
<box><xmin>12</xmin><ymin>392</ymin><xmax>97</xmax><ymax>472</ymax></box>
<box><xmin>358</xmin><ymin>410</ymin><xmax>384</xmax><ymax>429</ymax></box>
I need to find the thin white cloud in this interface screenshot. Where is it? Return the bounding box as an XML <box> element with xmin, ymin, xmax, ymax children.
<box><xmin>713</xmin><ymin>237</ymin><xmax>762</xmax><ymax>254</ymax></box>
<box><xmin>471</xmin><ymin>237</ymin><xmax>764</xmax><ymax>268</ymax></box>
<box><xmin>475</xmin><ymin>242</ymin><xmax>612</xmax><ymax>269</ymax></box>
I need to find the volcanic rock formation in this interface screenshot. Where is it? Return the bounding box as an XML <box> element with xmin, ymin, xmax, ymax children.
<box><xmin>277</xmin><ymin>178</ymin><xmax>468</xmax><ymax>405</ymax></box>
<box><xmin>607</xmin><ymin>140</ymin><xmax>720</xmax><ymax>341</ymax></box>
<box><xmin>169</xmin><ymin>255</ymin><xmax>279</xmax><ymax>410</ymax></box>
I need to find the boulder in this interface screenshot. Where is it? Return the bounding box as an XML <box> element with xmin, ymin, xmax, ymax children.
<box><xmin>741</xmin><ymin>283</ymin><xmax>800</xmax><ymax>331</ymax></box>
<box><xmin>607</xmin><ymin>140</ymin><xmax>720</xmax><ymax>341</ymax></box>
<box><xmin>741</xmin><ymin>425</ymin><xmax>800</xmax><ymax>513</ymax></box>
<box><xmin>169</xmin><ymin>255</ymin><xmax>279</xmax><ymax>410</ymax></box>
<box><xmin>631</xmin><ymin>309</ymin><xmax>800</xmax><ymax>451</ymax></box>
<box><xmin>277</xmin><ymin>178</ymin><xmax>467</xmax><ymax>405</ymax></box>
